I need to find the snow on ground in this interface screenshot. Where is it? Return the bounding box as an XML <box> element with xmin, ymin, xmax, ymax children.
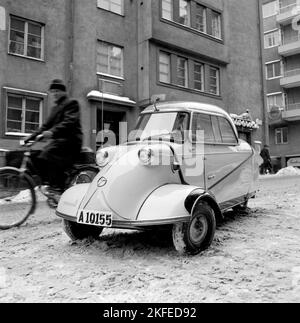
<box><xmin>0</xmin><ymin>176</ymin><xmax>300</xmax><ymax>303</ymax></box>
<box><xmin>275</xmin><ymin>166</ymin><xmax>300</xmax><ymax>177</ymax></box>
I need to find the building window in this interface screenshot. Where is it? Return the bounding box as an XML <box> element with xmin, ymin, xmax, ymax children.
<box><xmin>97</xmin><ymin>41</ymin><xmax>123</xmax><ymax>78</ymax></box>
<box><xmin>6</xmin><ymin>93</ymin><xmax>42</xmax><ymax>135</ymax></box>
<box><xmin>275</xmin><ymin>127</ymin><xmax>288</xmax><ymax>144</ymax></box>
<box><xmin>267</xmin><ymin>93</ymin><xmax>284</xmax><ymax>111</ymax></box>
<box><xmin>97</xmin><ymin>0</ymin><xmax>124</xmax><ymax>15</ymax></box>
<box><xmin>178</xmin><ymin>0</ymin><xmax>191</xmax><ymax>26</ymax></box>
<box><xmin>209</xmin><ymin>66</ymin><xmax>220</xmax><ymax>95</ymax></box>
<box><xmin>262</xmin><ymin>1</ymin><xmax>278</xmax><ymax>18</ymax></box>
<box><xmin>193</xmin><ymin>62</ymin><xmax>204</xmax><ymax>91</ymax></box>
<box><xmin>176</xmin><ymin>57</ymin><xmax>188</xmax><ymax>87</ymax></box>
<box><xmin>161</xmin><ymin>0</ymin><xmax>173</xmax><ymax>20</ymax></box>
<box><xmin>264</xmin><ymin>29</ymin><xmax>280</xmax><ymax>48</ymax></box>
<box><xmin>159</xmin><ymin>52</ymin><xmax>171</xmax><ymax>83</ymax></box>
<box><xmin>211</xmin><ymin>11</ymin><xmax>222</xmax><ymax>39</ymax></box>
<box><xmin>158</xmin><ymin>50</ymin><xmax>220</xmax><ymax>96</ymax></box>
<box><xmin>9</xmin><ymin>16</ymin><xmax>44</xmax><ymax>60</ymax></box>
<box><xmin>160</xmin><ymin>0</ymin><xmax>222</xmax><ymax>40</ymax></box>
<box><xmin>266</xmin><ymin>61</ymin><xmax>282</xmax><ymax>79</ymax></box>
<box><xmin>195</xmin><ymin>4</ymin><xmax>207</xmax><ymax>33</ymax></box>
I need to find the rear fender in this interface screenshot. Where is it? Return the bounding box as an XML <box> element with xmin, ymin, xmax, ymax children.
<box><xmin>185</xmin><ymin>189</ymin><xmax>223</xmax><ymax>223</ymax></box>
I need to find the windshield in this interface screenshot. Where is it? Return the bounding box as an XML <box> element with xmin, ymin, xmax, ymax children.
<box><xmin>128</xmin><ymin>112</ymin><xmax>189</xmax><ymax>143</ymax></box>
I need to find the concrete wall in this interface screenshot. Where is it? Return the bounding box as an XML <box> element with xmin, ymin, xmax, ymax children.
<box><xmin>222</xmin><ymin>0</ymin><xmax>265</xmax><ymax>143</ymax></box>
<box><xmin>270</xmin><ymin>123</ymin><xmax>300</xmax><ymax>157</ymax></box>
<box><xmin>0</xmin><ymin>0</ymin><xmax>71</xmax><ymax>149</ymax></box>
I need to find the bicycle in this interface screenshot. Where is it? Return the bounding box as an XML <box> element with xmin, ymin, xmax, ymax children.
<box><xmin>0</xmin><ymin>139</ymin><xmax>99</xmax><ymax>230</ymax></box>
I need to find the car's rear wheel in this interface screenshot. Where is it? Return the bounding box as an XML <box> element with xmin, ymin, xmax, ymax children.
<box><xmin>63</xmin><ymin>219</ymin><xmax>104</xmax><ymax>241</ymax></box>
<box><xmin>172</xmin><ymin>201</ymin><xmax>216</xmax><ymax>255</ymax></box>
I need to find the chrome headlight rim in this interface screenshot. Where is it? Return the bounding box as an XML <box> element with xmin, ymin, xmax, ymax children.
<box><xmin>96</xmin><ymin>149</ymin><xmax>110</xmax><ymax>167</ymax></box>
<box><xmin>138</xmin><ymin>147</ymin><xmax>154</xmax><ymax>165</ymax></box>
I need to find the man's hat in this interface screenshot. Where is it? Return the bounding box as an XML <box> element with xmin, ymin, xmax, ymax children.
<box><xmin>49</xmin><ymin>79</ymin><xmax>67</xmax><ymax>92</ymax></box>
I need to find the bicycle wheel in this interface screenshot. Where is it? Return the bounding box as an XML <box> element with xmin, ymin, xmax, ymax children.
<box><xmin>0</xmin><ymin>167</ymin><xmax>36</xmax><ymax>230</ymax></box>
<box><xmin>68</xmin><ymin>166</ymin><xmax>99</xmax><ymax>187</ymax></box>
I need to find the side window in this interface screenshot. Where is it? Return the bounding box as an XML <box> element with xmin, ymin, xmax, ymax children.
<box><xmin>192</xmin><ymin>113</ymin><xmax>215</xmax><ymax>143</ymax></box>
<box><xmin>211</xmin><ymin>115</ymin><xmax>222</xmax><ymax>143</ymax></box>
<box><xmin>218</xmin><ymin>117</ymin><xmax>237</xmax><ymax>144</ymax></box>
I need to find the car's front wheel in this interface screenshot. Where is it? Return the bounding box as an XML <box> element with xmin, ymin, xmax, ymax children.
<box><xmin>172</xmin><ymin>201</ymin><xmax>216</xmax><ymax>255</ymax></box>
<box><xmin>63</xmin><ymin>219</ymin><xmax>104</xmax><ymax>241</ymax></box>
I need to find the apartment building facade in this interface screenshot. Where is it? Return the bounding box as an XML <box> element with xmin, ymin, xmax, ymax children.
<box><xmin>0</xmin><ymin>0</ymin><xmax>265</xmax><ymax>159</ymax></box>
<box><xmin>262</xmin><ymin>0</ymin><xmax>300</xmax><ymax>170</ymax></box>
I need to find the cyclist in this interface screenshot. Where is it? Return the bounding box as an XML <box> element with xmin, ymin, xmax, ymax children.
<box><xmin>24</xmin><ymin>79</ymin><xmax>83</xmax><ymax>201</ymax></box>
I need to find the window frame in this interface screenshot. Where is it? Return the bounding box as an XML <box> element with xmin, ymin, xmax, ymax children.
<box><xmin>176</xmin><ymin>56</ymin><xmax>188</xmax><ymax>88</ymax></box>
<box><xmin>97</xmin><ymin>0</ymin><xmax>124</xmax><ymax>16</ymax></box>
<box><xmin>2</xmin><ymin>87</ymin><xmax>47</xmax><ymax>138</ymax></box>
<box><xmin>157</xmin><ymin>49</ymin><xmax>221</xmax><ymax>97</ymax></box>
<box><xmin>262</xmin><ymin>1</ymin><xmax>278</xmax><ymax>19</ymax></box>
<box><xmin>191</xmin><ymin>112</ymin><xmax>238</xmax><ymax>145</ymax></box>
<box><xmin>265</xmin><ymin>60</ymin><xmax>282</xmax><ymax>80</ymax></box>
<box><xmin>159</xmin><ymin>51</ymin><xmax>171</xmax><ymax>84</ymax></box>
<box><xmin>160</xmin><ymin>0</ymin><xmax>223</xmax><ymax>41</ymax></box>
<box><xmin>264</xmin><ymin>29</ymin><xmax>280</xmax><ymax>49</ymax></box>
<box><xmin>193</xmin><ymin>61</ymin><xmax>204</xmax><ymax>92</ymax></box>
<box><xmin>209</xmin><ymin>66</ymin><xmax>220</xmax><ymax>96</ymax></box>
<box><xmin>97</xmin><ymin>41</ymin><xmax>124</xmax><ymax>78</ymax></box>
<box><xmin>8</xmin><ymin>15</ymin><xmax>45</xmax><ymax>61</ymax></box>
<box><xmin>275</xmin><ymin>127</ymin><xmax>288</xmax><ymax>145</ymax></box>
<box><xmin>267</xmin><ymin>92</ymin><xmax>285</xmax><ymax>111</ymax></box>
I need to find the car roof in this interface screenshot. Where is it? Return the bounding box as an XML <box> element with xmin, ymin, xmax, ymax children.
<box><xmin>142</xmin><ymin>101</ymin><xmax>230</xmax><ymax>117</ymax></box>
<box><xmin>141</xmin><ymin>101</ymin><xmax>239</xmax><ymax>138</ymax></box>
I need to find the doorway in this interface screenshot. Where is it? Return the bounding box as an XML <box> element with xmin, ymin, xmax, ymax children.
<box><xmin>96</xmin><ymin>110</ymin><xmax>126</xmax><ymax>150</ymax></box>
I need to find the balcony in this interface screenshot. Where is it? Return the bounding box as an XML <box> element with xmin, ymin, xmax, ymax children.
<box><xmin>277</xmin><ymin>2</ymin><xmax>299</xmax><ymax>25</ymax></box>
<box><xmin>282</xmin><ymin>102</ymin><xmax>300</xmax><ymax>121</ymax></box>
<box><xmin>280</xmin><ymin>68</ymin><xmax>300</xmax><ymax>87</ymax></box>
<box><xmin>278</xmin><ymin>34</ymin><xmax>300</xmax><ymax>56</ymax></box>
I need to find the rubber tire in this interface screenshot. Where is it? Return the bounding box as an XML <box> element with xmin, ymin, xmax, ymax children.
<box><xmin>0</xmin><ymin>168</ymin><xmax>36</xmax><ymax>230</ymax></box>
<box><xmin>63</xmin><ymin>219</ymin><xmax>104</xmax><ymax>241</ymax></box>
<box><xmin>172</xmin><ymin>202</ymin><xmax>216</xmax><ymax>255</ymax></box>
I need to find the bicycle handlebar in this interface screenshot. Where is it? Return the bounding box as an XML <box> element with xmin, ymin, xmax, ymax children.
<box><xmin>20</xmin><ymin>135</ymin><xmax>45</xmax><ymax>148</ymax></box>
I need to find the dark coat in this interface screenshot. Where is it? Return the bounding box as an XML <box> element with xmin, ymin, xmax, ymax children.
<box><xmin>29</xmin><ymin>96</ymin><xmax>83</xmax><ymax>166</ymax></box>
<box><xmin>260</xmin><ymin>148</ymin><xmax>271</xmax><ymax>162</ymax></box>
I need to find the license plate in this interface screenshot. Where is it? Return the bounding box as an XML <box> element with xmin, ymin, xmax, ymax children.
<box><xmin>77</xmin><ymin>210</ymin><xmax>113</xmax><ymax>227</ymax></box>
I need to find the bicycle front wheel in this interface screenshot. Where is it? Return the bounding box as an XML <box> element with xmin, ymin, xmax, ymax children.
<box><xmin>0</xmin><ymin>168</ymin><xmax>36</xmax><ymax>230</ymax></box>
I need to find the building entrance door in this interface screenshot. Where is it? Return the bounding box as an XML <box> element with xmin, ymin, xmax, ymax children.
<box><xmin>96</xmin><ymin>110</ymin><xmax>126</xmax><ymax>150</ymax></box>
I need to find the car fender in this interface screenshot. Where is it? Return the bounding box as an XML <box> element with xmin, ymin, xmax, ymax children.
<box><xmin>185</xmin><ymin>189</ymin><xmax>223</xmax><ymax>223</ymax></box>
<box><xmin>56</xmin><ymin>184</ymin><xmax>90</xmax><ymax>220</ymax></box>
<box><xmin>137</xmin><ymin>184</ymin><xmax>204</xmax><ymax>224</ymax></box>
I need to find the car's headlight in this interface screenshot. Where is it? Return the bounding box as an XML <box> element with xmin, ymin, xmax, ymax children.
<box><xmin>96</xmin><ymin>150</ymin><xmax>109</xmax><ymax>167</ymax></box>
<box><xmin>138</xmin><ymin>148</ymin><xmax>154</xmax><ymax>165</ymax></box>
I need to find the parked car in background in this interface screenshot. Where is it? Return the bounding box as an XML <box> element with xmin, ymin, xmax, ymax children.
<box><xmin>56</xmin><ymin>101</ymin><xmax>261</xmax><ymax>255</ymax></box>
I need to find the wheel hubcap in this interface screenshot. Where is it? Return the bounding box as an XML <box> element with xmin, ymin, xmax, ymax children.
<box><xmin>189</xmin><ymin>215</ymin><xmax>208</xmax><ymax>245</ymax></box>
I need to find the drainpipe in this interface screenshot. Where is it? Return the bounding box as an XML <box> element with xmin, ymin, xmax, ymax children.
<box><xmin>258</xmin><ymin>0</ymin><xmax>269</xmax><ymax>145</ymax></box>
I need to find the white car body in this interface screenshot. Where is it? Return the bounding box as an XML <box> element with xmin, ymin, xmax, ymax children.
<box><xmin>56</xmin><ymin>101</ymin><xmax>261</xmax><ymax>254</ymax></box>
